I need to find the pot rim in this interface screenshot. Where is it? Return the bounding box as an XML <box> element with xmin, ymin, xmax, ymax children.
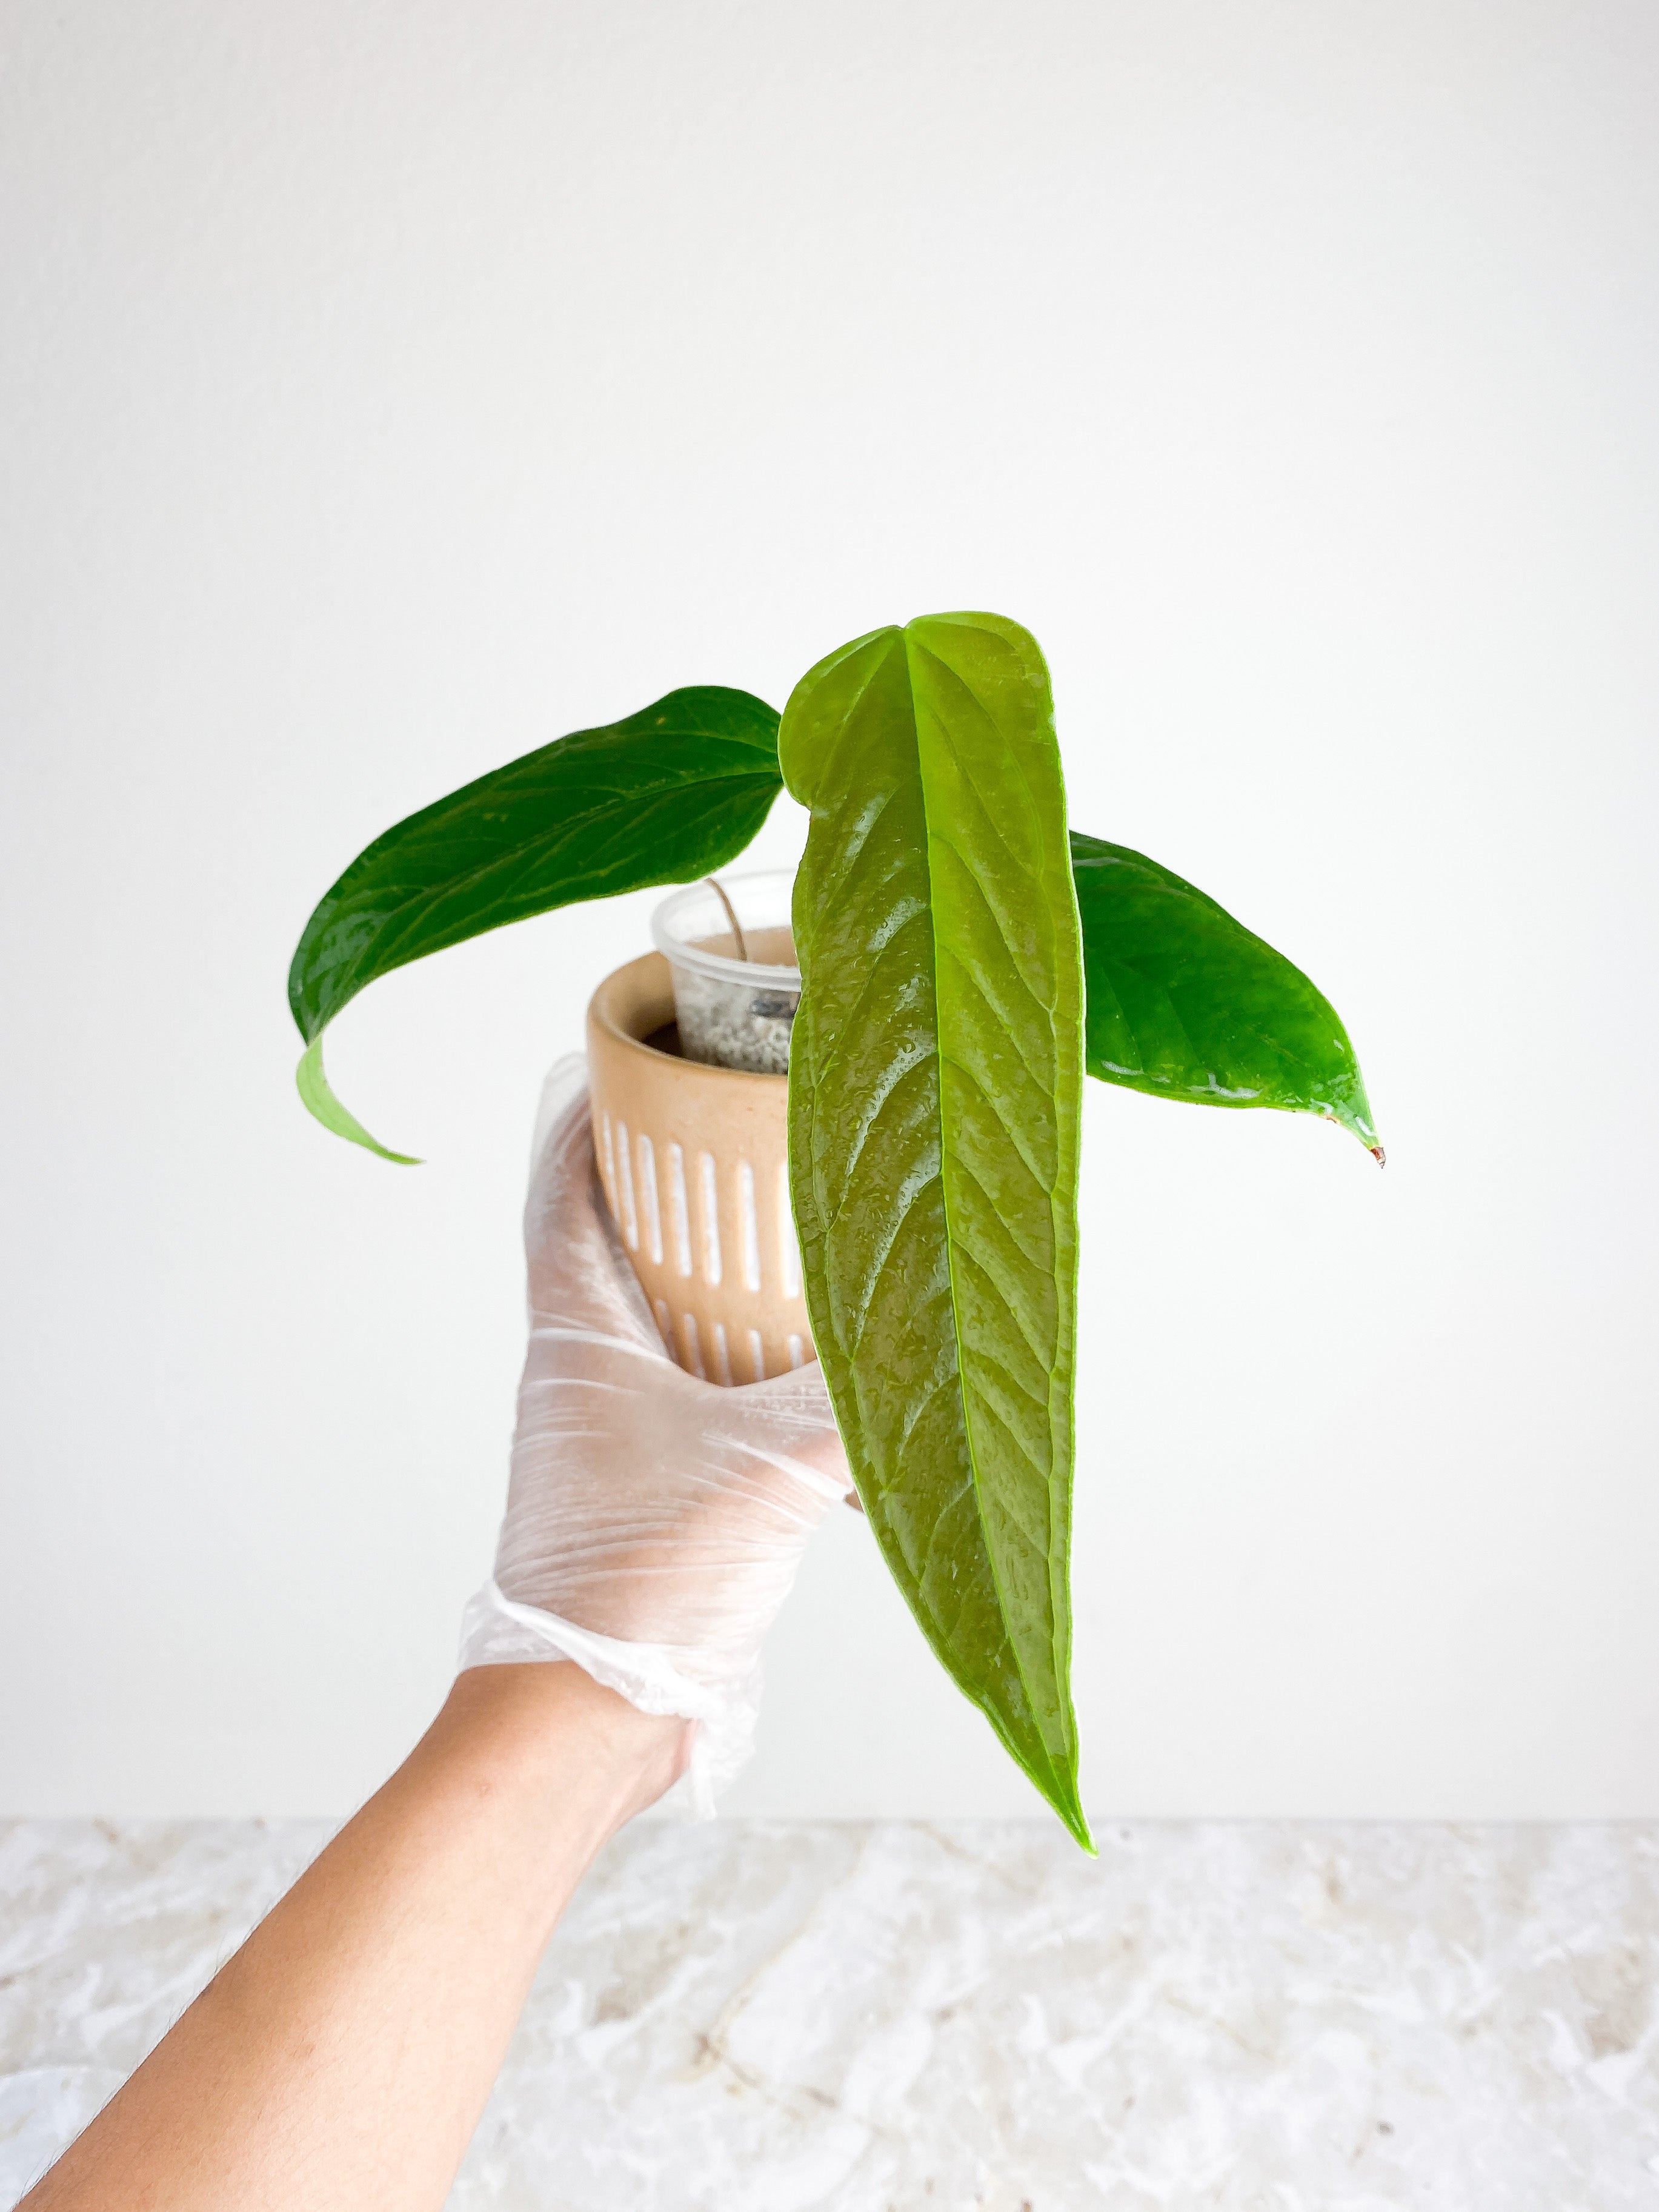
<box><xmin>589</xmin><ymin>952</ymin><xmax>788</xmax><ymax>1086</ymax></box>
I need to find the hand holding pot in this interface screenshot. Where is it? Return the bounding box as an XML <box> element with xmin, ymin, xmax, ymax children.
<box><xmin>459</xmin><ymin>1058</ymin><xmax>852</xmax><ymax>1813</ymax></box>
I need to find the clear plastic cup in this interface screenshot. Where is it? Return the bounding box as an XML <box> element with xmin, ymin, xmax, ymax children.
<box><xmin>650</xmin><ymin>870</ymin><xmax>800</xmax><ymax>1074</ymax></box>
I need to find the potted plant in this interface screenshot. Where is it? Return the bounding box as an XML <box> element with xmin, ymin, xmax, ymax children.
<box><xmin>289</xmin><ymin>610</ymin><xmax>1380</xmax><ymax>1846</ymax></box>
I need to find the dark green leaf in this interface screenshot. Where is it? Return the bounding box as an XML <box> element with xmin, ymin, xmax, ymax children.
<box><xmin>781</xmin><ymin>614</ymin><xmax>1091</xmax><ymax>1847</ymax></box>
<box><xmin>1071</xmin><ymin>833</ymin><xmax>1381</xmax><ymax>1155</ymax></box>
<box><xmin>288</xmin><ymin>688</ymin><xmax>782</xmax><ymax>1158</ymax></box>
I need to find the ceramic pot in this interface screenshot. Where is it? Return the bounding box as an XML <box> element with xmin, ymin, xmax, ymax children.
<box><xmin>585</xmin><ymin>951</ymin><xmax>813</xmax><ymax>1384</ymax></box>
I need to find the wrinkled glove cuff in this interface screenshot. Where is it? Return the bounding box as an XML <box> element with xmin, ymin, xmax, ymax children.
<box><xmin>457</xmin><ymin>1579</ymin><xmax>759</xmax><ymax>1821</ymax></box>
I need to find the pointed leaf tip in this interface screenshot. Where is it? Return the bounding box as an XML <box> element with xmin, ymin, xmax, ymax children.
<box><xmin>1070</xmin><ymin>832</ymin><xmax>1380</xmax><ymax>1155</ymax></box>
<box><xmin>1052</xmin><ymin>1786</ymin><xmax>1096</xmax><ymax>1854</ymax></box>
<box><xmin>296</xmin><ymin>1038</ymin><xmax>422</xmax><ymax>1166</ymax></box>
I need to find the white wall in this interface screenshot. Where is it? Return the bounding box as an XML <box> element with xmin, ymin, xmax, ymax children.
<box><xmin>3</xmin><ymin>0</ymin><xmax>1656</xmax><ymax>1819</ymax></box>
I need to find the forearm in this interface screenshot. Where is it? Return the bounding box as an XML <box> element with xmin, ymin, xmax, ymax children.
<box><xmin>25</xmin><ymin>1664</ymin><xmax>687</xmax><ymax>2212</ymax></box>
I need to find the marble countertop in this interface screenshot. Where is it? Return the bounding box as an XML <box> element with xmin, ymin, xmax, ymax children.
<box><xmin>2</xmin><ymin>1819</ymin><xmax>1656</xmax><ymax>2208</ymax></box>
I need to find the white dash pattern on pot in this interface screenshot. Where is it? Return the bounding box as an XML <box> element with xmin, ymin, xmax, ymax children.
<box><xmin>587</xmin><ymin>953</ymin><xmax>815</xmax><ymax>1388</ymax></box>
<box><xmin>738</xmin><ymin>1161</ymin><xmax>762</xmax><ymax>1294</ymax></box>
<box><xmin>637</xmin><ymin>1133</ymin><xmax>662</xmax><ymax>1266</ymax></box>
<box><xmin>614</xmin><ymin>1122</ymin><xmax>638</xmax><ymax>1252</ymax></box>
<box><xmin>699</xmin><ymin>1152</ymin><xmax>722</xmax><ymax>1286</ymax></box>
<box><xmin>667</xmin><ymin>1143</ymin><xmax>693</xmax><ymax>1278</ymax></box>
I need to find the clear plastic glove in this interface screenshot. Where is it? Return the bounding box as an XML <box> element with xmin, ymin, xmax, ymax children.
<box><xmin>459</xmin><ymin>1057</ymin><xmax>852</xmax><ymax>1815</ymax></box>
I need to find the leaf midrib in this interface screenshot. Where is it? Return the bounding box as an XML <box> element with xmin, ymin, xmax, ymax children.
<box><xmin>921</xmin><ymin>631</ymin><xmax>1082</xmax><ymax>1780</ymax></box>
<box><xmin>316</xmin><ymin>764</ymin><xmax>777</xmax><ymax>929</ymax></box>
<box><xmin>901</xmin><ymin>623</ymin><xmax>1061</xmax><ymax>1792</ymax></box>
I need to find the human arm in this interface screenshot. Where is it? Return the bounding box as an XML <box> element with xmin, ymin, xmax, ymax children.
<box><xmin>23</xmin><ymin>1665</ymin><xmax>687</xmax><ymax>2212</ymax></box>
<box><xmin>22</xmin><ymin>1063</ymin><xmax>848</xmax><ymax>2210</ymax></box>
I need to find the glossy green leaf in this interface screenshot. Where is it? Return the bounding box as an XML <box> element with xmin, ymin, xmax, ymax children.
<box><xmin>781</xmin><ymin>614</ymin><xmax>1091</xmax><ymax>1847</ymax></box>
<box><xmin>288</xmin><ymin>688</ymin><xmax>782</xmax><ymax>1157</ymax></box>
<box><xmin>1071</xmin><ymin>832</ymin><xmax>1381</xmax><ymax>1157</ymax></box>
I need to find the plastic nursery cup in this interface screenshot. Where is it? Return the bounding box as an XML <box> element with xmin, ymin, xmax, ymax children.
<box><xmin>650</xmin><ymin>871</ymin><xmax>800</xmax><ymax>1075</ymax></box>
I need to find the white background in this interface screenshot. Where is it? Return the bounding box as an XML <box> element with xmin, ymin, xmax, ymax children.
<box><xmin>2</xmin><ymin>0</ymin><xmax>1655</xmax><ymax>1820</ymax></box>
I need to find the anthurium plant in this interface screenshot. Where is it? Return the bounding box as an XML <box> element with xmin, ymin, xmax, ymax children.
<box><xmin>290</xmin><ymin>611</ymin><xmax>1380</xmax><ymax>1846</ymax></box>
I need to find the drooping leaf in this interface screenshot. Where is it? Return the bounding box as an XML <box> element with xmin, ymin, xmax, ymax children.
<box><xmin>780</xmin><ymin>614</ymin><xmax>1091</xmax><ymax>1846</ymax></box>
<box><xmin>296</xmin><ymin>1035</ymin><xmax>421</xmax><ymax>1164</ymax></box>
<box><xmin>288</xmin><ymin>687</ymin><xmax>782</xmax><ymax>1157</ymax></box>
<box><xmin>1071</xmin><ymin>832</ymin><xmax>1381</xmax><ymax>1156</ymax></box>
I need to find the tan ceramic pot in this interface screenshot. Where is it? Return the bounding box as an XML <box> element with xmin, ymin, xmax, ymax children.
<box><xmin>586</xmin><ymin>952</ymin><xmax>813</xmax><ymax>1384</ymax></box>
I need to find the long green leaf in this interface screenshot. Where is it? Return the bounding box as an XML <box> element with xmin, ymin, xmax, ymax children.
<box><xmin>1071</xmin><ymin>832</ymin><xmax>1381</xmax><ymax>1157</ymax></box>
<box><xmin>781</xmin><ymin>614</ymin><xmax>1090</xmax><ymax>1846</ymax></box>
<box><xmin>288</xmin><ymin>688</ymin><xmax>782</xmax><ymax>1157</ymax></box>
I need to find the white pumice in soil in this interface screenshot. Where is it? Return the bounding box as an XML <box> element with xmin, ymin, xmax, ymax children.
<box><xmin>673</xmin><ymin>968</ymin><xmax>797</xmax><ymax>1074</ymax></box>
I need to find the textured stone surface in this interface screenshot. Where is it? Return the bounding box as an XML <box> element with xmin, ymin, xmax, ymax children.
<box><xmin>2</xmin><ymin>1819</ymin><xmax>1657</xmax><ymax>2208</ymax></box>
